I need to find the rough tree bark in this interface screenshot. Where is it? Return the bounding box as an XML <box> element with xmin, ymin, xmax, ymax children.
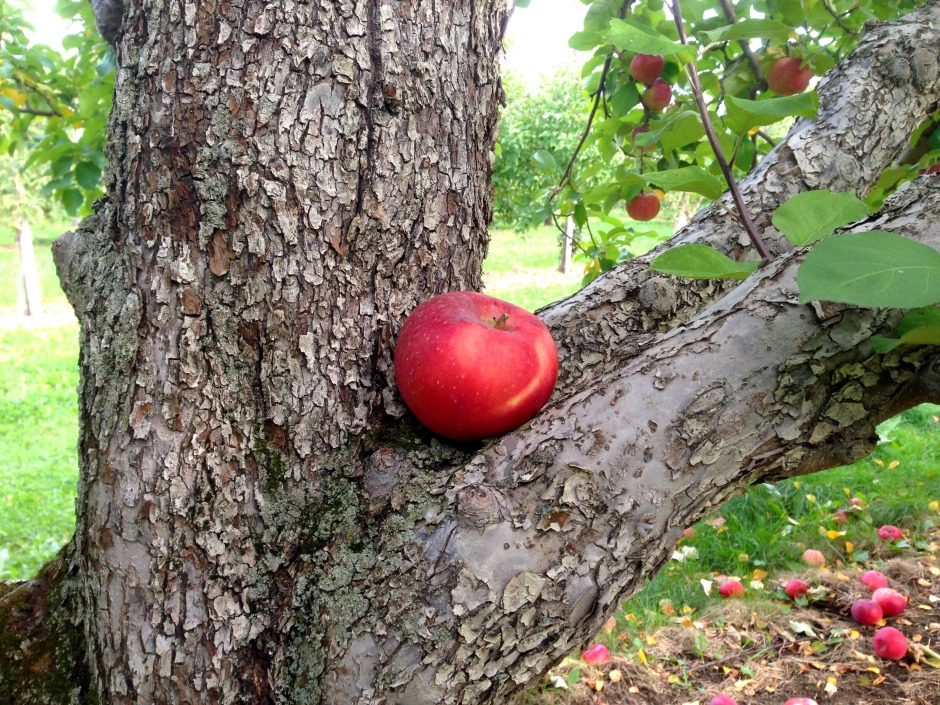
<box><xmin>2</xmin><ymin>1</ymin><xmax>940</xmax><ymax>704</ymax></box>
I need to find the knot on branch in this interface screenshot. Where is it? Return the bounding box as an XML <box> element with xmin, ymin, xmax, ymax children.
<box><xmin>363</xmin><ymin>447</ymin><xmax>409</xmax><ymax>497</ymax></box>
<box><xmin>456</xmin><ymin>484</ymin><xmax>504</xmax><ymax>530</ymax></box>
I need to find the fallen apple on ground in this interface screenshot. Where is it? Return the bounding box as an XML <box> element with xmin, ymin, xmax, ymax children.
<box><xmin>802</xmin><ymin>549</ymin><xmax>825</xmax><ymax>567</ymax></box>
<box><xmin>394</xmin><ymin>291</ymin><xmax>559</xmax><ymax>441</ymax></box>
<box><xmin>784</xmin><ymin>578</ymin><xmax>809</xmax><ymax>599</ymax></box>
<box><xmin>581</xmin><ymin>643</ymin><xmax>610</xmax><ymax>664</ymax></box>
<box><xmin>877</xmin><ymin>524</ymin><xmax>904</xmax><ymax>541</ymax></box>
<box><xmin>708</xmin><ymin>695</ymin><xmax>738</xmax><ymax>705</ymax></box>
<box><xmin>851</xmin><ymin>598</ymin><xmax>884</xmax><ymax>626</ymax></box>
<box><xmin>718</xmin><ymin>579</ymin><xmax>744</xmax><ymax>598</ymax></box>
<box><xmin>861</xmin><ymin>570</ymin><xmax>889</xmax><ymax>590</ymax></box>
<box><xmin>873</xmin><ymin>626</ymin><xmax>908</xmax><ymax>660</ymax></box>
<box><xmin>784</xmin><ymin>699</ymin><xmax>819</xmax><ymax>705</ymax></box>
<box><xmin>872</xmin><ymin>587</ymin><xmax>907</xmax><ymax>617</ymax></box>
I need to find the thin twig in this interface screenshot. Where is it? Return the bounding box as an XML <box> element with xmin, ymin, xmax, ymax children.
<box><xmin>821</xmin><ymin>0</ymin><xmax>860</xmax><ymax>36</ymax></box>
<box><xmin>670</xmin><ymin>0</ymin><xmax>773</xmax><ymax>265</ymax></box>
<box><xmin>550</xmin><ymin>0</ymin><xmax>634</xmax><ymax>203</ymax></box>
<box><xmin>718</xmin><ymin>0</ymin><xmax>766</xmax><ymax>96</ymax></box>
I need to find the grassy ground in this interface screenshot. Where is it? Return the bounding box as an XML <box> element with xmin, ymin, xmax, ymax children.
<box><xmin>0</xmin><ymin>219</ymin><xmax>71</xmax><ymax>311</ymax></box>
<box><xmin>0</xmin><ymin>324</ymin><xmax>79</xmax><ymax>580</ymax></box>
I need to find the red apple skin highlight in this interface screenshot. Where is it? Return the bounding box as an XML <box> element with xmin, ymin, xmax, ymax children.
<box><xmin>851</xmin><ymin>598</ymin><xmax>884</xmax><ymax>626</ymax></box>
<box><xmin>873</xmin><ymin>626</ymin><xmax>908</xmax><ymax>660</ymax></box>
<box><xmin>394</xmin><ymin>291</ymin><xmax>559</xmax><ymax>441</ymax></box>
<box><xmin>630</xmin><ymin>53</ymin><xmax>665</xmax><ymax>85</ymax></box>
<box><xmin>766</xmin><ymin>56</ymin><xmax>812</xmax><ymax>95</ymax></box>
<box><xmin>784</xmin><ymin>699</ymin><xmax>819</xmax><ymax>705</ymax></box>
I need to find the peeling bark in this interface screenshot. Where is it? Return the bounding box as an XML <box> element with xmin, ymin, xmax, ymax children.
<box><xmin>4</xmin><ymin>2</ymin><xmax>940</xmax><ymax>704</ymax></box>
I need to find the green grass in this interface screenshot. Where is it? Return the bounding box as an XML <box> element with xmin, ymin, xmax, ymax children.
<box><xmin>616</xmin><ymin>403</ymin><xmax>940</xmax><ymax>639</ymax></box>
<box><xmin>0</xmin><ymin>323</ymin><xmax>80</xmax><ymax>580</ymax></box>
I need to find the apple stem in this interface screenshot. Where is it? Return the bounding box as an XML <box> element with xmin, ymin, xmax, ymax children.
<box><xmin>669</xmin><ymin>0</ymin><xmax>774</xmax><ymax>267</ymax></box>
<box><xmin>494</xmin><ymin>312</ymin><xmax>511</xmax><ymax>330</ymax></box>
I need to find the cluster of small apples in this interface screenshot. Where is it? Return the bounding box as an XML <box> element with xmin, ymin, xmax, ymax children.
<box><xmin>850</xmin><ymin>568</ymin><xmax>909</xmax><ymax>660</ymax></box>
<box><xmin>630</xmin><ymin>53</ymin><xmax>672</xmax><ymax>112</ymax></box>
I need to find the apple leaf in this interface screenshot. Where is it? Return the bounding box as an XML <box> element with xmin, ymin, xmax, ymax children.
<box><xmin>532</xmin><ymin>150</ymin><xmax>556</xmax><ymax>173</ymax></box>
<box><xmin>610</xmin><ymin>82</ymin><xmax>641</xmax><ymax>117</ymax></box>
<box><xmin>650</xmin><ymin>244</ymin><xmax>759</xmax><ymax>280</ymax></box>
<box><xmin>798</xmin><ymin>231</ymin><xmax>940</xmax><ymax>307</ymax></box>
<box><xmin>646</xmin><ymin>166</ymin><xmax>724</xmax><ymax>200</ymax></box>
<box><xmin>569</xmin><ymin>30</ymin><xmax>601</xmax><ymax>51</ymax></box>
<box><xmin>724</xmin><ymin>92</ymin><xmax>819</xmax><ymax>135</ymax></box>
<box><xmin>605</xmin><ymin>19</ymin><xmax>688</xmax><ymax>58</ymax></box>
<box><xmin>872</xmin><ymin>306</ymin><xmax>940</xmax><ymax>352</ymax></box>
<box><xmin>772</xmin><ymin>190</ymin><xmax>870</xmax><ymax>246</ymax></box>
<box><xmin>701</xmin><ymin>19</ymin><xmax>794</xmax><ymax>44</ymax></box>
<box><xmin>644</xmin><ymin>111</ymin><xmax>706</xmax><ymax>152</ymax></box>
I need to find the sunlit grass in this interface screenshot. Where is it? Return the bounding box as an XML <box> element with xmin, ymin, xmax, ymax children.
<box><xmin>0</xmin><ymin>323</ymin><xmax>79</xmax><ymax>580</ymax></box>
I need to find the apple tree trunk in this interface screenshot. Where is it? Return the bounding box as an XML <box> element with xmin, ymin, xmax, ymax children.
<box><xmin>2</xmin><ymin>1</ymin><xmax>940</xmax><ymax>704</ymax></box>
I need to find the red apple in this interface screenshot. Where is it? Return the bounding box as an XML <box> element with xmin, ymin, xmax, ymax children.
<box><xmin>784</xmin><ymin>578</ymin><xmax>809</xmax><ymax>599</ymax></box>
<box><xmin>918</xmin><ymin>164</ymin><xmax>940</xmax><ymax>175</ymax></box>
<box><xmin>851</xmin><ymin>598</ymin><xmax>884</xmax><ymax>626</ymax></box>
<box><xmin>394</xmin><ymin>291</ymin><xmax>558</xmax><ymax>441</ymax></box>
<box><xmin>802</xmin><ymin>549</ymin><xmax>825</xmax><ymax>567</ymax></box>
<box><xmin>682</xmin><ymin>527</ymin><xmax>697</xmax><ymax>540</ymax></box>
<box><xmin>873</xmin><ymin>626</ymin><xmax>908</xmax><ymax>660</ymax></box>
<box><xmin>872</xmin><ymin>587</ymin><xmax>906</xmax><ymax>617</ymax></box>
<box><xmin>641</xmin><ymin>78</ymin><xmax>672</xmax><ymax>111</ymax></box>
<box><xmin>861</xmin><ymin>570</ymin><xmax>889</xmax><ymax>591</ymax></box>
<box><xmin>877</xmin><ymin>524</ymin><xmax>903</xmax><ymax>542</ymax></box>
<box><xmin>718</xmin><ymin>579</ymin><xmax>744</xmax><ymax>598</ymax></box>
<box><xmin>784</xmin><ymin>699</ymin><xmax>819</xmax><ymax>705</ymax></box>
<box><xmin>626</xmin><ymin>192</ymin><xmax>661</xmax><ymax>221</ymax></box>
<box><xmin>630</xmin><ymin>53</ymin><xmax>665</xmax><ymax>85</ymax></box>
<box><xmin>849</xmin><ymin>497</ymin><xmax>863</xmax><ymax>507</ymax></box>
<box><xmin>833</xmin><ymin>509</ymin><xmax>849</xmax><ymax>525</ymax></box>
<box><xmin>766</xmin><ymin>56</ymin><xmax>812</xmax><ymax>96</ymax></box>
<box><xmin>581</xmin><ymin>643</ymin><xmax>610</xmax><ymax>664</ymax></box>
<box><xmin>709</xmin><ymin>696</ymin><xmax>738</xmax><ymax>705</ymax></box>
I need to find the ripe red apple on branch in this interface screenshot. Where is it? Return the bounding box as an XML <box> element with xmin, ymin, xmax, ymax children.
<box><xmin>766</xmin><ymin>56</ymin><xmax>812</xmax><ymax>96</ymax></box>
<box><xmin>626</xmin><ymin>191</ymin><xmax>662</xmax><ymax>221</ymax></box>
<box><xmin>394</xmin><ymin>291</ymin><xmax>559</xmax><ymax>441</ymax></box>
<box><xmin>641</xmin><ymin>78</ymin><xmax>672</xmax><ymax>111</ymax></box>
<box><xmin>630</xmin><ymin>53</ymin><xmax>665</xmax><ymax>85</ymax></box>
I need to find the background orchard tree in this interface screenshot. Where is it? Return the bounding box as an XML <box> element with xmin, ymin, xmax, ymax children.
<box><xmin>1</xmin><ymin>1</ymin><xmax>940</xmax><ymax>705</ymax></box>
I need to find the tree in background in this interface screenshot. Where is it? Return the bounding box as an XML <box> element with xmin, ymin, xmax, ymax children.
<box><xmin>0</xmin><ymin>1</ymin><xmax>939</xmax><ymax>704</ymax></box>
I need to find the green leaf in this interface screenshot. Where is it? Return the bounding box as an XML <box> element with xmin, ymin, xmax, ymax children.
<box><xmin>650</xmin><ymin>244</ymin><xmax>759</xmax><ymax>280</ymax></box>
<box><xmin>725</xmin><ymin>92</ymin><xmax>819</xmax><ymax>135</ymax></box>
<box><xmin>646</xmin><ymin>166</ymin><xmax>724</xmax><ymax>200</ymax></box>
<box><xmin>75</xmin><ymin>161</ymin><xmax>102</xmax><ymax>190</ymax></box>
<box><xmin>60</xmin><ymin>187</ymin><xmax>84</xmax><ymax>215</ymax></box>
<box><xmin>609</xmin><ymin>82</ymin><xmax>640</xmax><ymax>117</ymax></box>
<box><xmin>772</xmin><ymin>190</ymin><xmax>870</xmax><ymax>246</ymax></box>
<box><xmin>798</xmin><ymin>231</ymin><xmax>940</xmax><ymax>308</ymax></box>
<box><xmin>532</xmin><ymin>149</ymin><xmax>556</xmax><ymax>173</ymax></box>
<box><xmin>646</xmin><ymin>111</ymin><xmax>706</xmax><ymax>152</ymax></box>
<box><xmin>605</xmin><ymin>19</ymin><xmax>687</xmax><ymax>58</ymax></box>
<box><xmin>702</xmin><ymin>19</ymin><xmax>795</xmax><ymax>44</ymax></box>
<box><xmin>873</xmin><ymin>307</ymin><xmax>940</xmax><ymax>352</ymax></box>
<box><xmin>568</xmin><ymin>30</ymin><xmax>601</xmax><ymax>51</ymax></box>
